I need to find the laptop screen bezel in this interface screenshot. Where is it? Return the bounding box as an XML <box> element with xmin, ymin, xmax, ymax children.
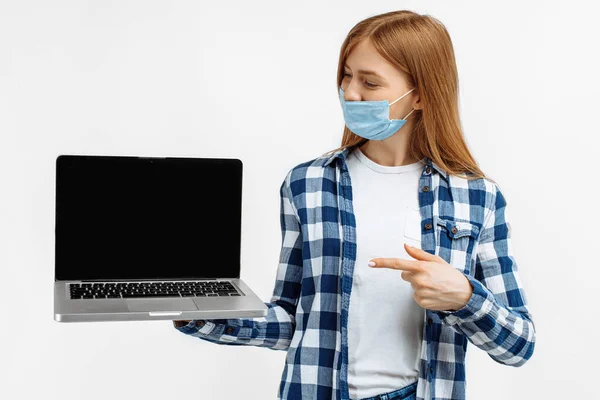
<box><xmin>54</xmin><ymin>154</ymin><xmax>243</xmax><ymax>282</ymax></box>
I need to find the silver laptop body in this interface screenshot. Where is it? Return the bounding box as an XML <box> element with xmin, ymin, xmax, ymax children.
<box><xmin>54</xmin><ymin>154</ymin><xmax>268</xmax><ymax>322</ymax></box>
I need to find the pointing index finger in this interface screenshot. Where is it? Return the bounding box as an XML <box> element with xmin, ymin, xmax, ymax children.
<box><xmin>369</xmin><ymin>257</ymin><xmax>421</xmax><ymax>273</ymax></box>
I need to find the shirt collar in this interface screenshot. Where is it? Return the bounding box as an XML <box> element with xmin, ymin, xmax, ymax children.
<box><xmin>323</xmin><ymin>145</ymin><xmax>448</xmax><ymax>182</ymax></box>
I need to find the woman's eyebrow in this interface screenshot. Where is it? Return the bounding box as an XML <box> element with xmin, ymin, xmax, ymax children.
<box><xmin>344</xmin><ymin>64</ymin><xmax>387</xmax><ymax>81</ymax></box>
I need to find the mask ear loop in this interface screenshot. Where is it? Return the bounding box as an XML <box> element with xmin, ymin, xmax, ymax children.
<box><xmin>389</xmin><ymin>88</ymin><xmax>416</xmax><ymax>120</ymax></box>
<box><xmin>389</xmin><ymin>87</ymin><xmax>416</xmax><ymax>106</ymax></box>
<box><xmin>402</xmin><ymin>108</ymin><xmax>416</xmax><ymax>120</ymax></box>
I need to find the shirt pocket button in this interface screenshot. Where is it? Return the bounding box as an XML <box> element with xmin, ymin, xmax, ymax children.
<box><xmin>435</xmin><ymin>217</ymin><xmax>480</xmax><ymax>272</ymax></box>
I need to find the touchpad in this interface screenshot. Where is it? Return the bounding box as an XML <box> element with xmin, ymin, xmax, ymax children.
<box><xmin>127</xmin><ymin>299</ymin><xmax>198</xmax><ymax>312</ymax></box>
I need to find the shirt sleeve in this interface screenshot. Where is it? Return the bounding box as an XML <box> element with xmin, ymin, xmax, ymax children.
<box><xmin>432</xmin><ymin>182</ymin><xmax>536</xmax><ymax>367</ymax></box>
<box><xmin>174</xmin><ymin>170</ymin><xmax>303</xmax><ymax>352</ymax></box>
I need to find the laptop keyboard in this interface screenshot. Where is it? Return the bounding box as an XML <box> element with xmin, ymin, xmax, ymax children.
<box><xmin>68</xmin><ymin>281</ymin><xmax>242</xmax><ymax>299</ymax></box>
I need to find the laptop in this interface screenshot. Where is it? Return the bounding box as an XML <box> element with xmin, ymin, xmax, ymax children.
<box><xmin>54</xmin><ymin>154</ymin><xmax>268</xmax><ymax>323</ymax></box>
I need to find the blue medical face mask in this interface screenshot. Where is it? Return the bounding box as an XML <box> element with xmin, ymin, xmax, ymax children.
<box><xmin>338</xmin><ymin>86</ymin><xmax>416</xmax><ymax>140</ymax></box>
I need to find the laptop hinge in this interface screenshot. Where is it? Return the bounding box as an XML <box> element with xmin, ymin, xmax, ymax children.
<box><xmin>78</xmin><ymin>278</ymin><xmax>234</xmax><ymax>282</ymax></box>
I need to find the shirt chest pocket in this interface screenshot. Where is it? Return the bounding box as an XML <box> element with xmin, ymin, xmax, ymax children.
<box><xmin>434</xmin><ymin>216</ymin><xmax>480</xmax><ymax>274</ymax></box>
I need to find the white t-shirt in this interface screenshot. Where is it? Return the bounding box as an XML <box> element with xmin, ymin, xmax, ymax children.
<box><xmin>346</xmin><ymin>146</ymin><xmax>427</xmax><ymax>400</ymax></box>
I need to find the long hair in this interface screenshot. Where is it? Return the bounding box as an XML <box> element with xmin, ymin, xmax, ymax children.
<box><xmin>322</xmin><ymin>10</ymin><xmax>493</xmax><ymax>182</ymax></box>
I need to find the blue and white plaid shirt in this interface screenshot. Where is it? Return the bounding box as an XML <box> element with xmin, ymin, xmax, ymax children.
<box><xmin>175</xmin><ymin>143</ymin><xmax>536</xmax><ymax>400</ymax></box>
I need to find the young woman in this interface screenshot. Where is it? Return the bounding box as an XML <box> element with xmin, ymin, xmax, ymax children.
<box><xmin>174</xmin><ymin>10</ymin><xmax>536</xmax><ymax>400</ymax></box>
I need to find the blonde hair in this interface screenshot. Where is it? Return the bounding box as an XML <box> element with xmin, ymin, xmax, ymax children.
<box><xmin>323</xmin><ymin>10</ymin><xmax>493</xmax><ymax>182</ymax></box>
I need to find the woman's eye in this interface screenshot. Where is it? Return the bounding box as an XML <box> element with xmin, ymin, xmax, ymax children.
<box><xmin>342</xmin><ymin>73</ymin><xmax>377</xmax><ymax>88</ymax></box>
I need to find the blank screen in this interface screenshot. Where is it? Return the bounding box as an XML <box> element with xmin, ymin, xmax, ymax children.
<box><xmin>55</xmin><ymin>155</ymin><xmax>242</xmax><ymax>281</ymax></box>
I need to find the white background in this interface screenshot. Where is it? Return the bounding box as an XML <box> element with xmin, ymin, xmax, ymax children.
<box><xmin>1</xmin><ymin>1</ymin><xmax>597</xmax><ymax>399</ymax></box>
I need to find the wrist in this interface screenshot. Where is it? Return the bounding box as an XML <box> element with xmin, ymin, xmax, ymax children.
<box><xmin>453</xmin><ymin>277</ymin><xmax>474</xmax><ymax>311</ymax></box>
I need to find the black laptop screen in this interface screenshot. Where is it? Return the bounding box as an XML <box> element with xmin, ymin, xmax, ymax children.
<box><xmin>55</xmin><ymin>155</ymin><xmax>242</xmax><ymax>281</ymax></box>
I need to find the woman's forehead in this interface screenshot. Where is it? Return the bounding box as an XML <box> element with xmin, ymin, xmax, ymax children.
<box><xmin>345</xmin><ymin>39</ymin><xmax>405</xmax><ymax>82</ymax></box>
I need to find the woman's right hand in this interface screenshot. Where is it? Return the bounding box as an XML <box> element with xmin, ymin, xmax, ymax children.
<box><xmin>173</xmin><ymin>320</ymin><xmax>192</xmax><ymax>327</ymax></box>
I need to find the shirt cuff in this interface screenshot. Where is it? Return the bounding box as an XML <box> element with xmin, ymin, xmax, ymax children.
<box><xmin>173</xmin><ymin>319</ymin><xmax>255</xmax><ymax>340</ymax></box>
<box><xmin>432</xmin><ymin>274</ymin><xmax>493</xmax><ymax>325</ymax></box>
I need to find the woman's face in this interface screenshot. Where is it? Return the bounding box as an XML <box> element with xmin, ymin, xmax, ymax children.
<box><xmin>341</xmin><ymin>38</ymin><xmax>419</xmax><ymax>120</ymax></box>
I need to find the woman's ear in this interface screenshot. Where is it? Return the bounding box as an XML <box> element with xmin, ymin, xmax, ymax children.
<box><xmin>412</xmin><ymin>95</ymin><xmax>421</xmax><ymax>110</ymax></box>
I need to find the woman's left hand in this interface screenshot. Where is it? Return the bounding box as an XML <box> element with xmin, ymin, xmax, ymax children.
<box><xmin>368</xmin><ymin>243</ymin><xmax>474</xmax><ymax>312</ymax></box>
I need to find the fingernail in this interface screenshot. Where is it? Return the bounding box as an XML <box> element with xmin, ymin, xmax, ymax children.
<box><xmin>368</xmin><ymin>261</ymin><xmax>376</xmax><ymax>267</ymax></box>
